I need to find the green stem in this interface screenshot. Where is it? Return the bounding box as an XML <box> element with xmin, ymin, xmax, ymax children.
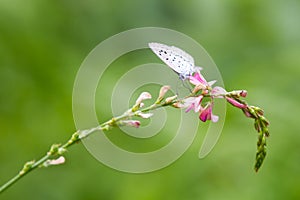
<box><xmin>0</xmin><ymin>89</ymin><xmax>269</xmax><ymax>192</ymax></box>
<box><xmin>0</xmin><ymin>99</ymin><xmax>172</xmax><ymax>193</ymax></box>
<box><xmin>0</xmin><ymin>172</ymin><xmax>25</xmax><ymax>193</ymax></box>
<box><xmin>0</xmin><ymin>153</ymin><xmax>50</xmax><ymax>193</ymax></box>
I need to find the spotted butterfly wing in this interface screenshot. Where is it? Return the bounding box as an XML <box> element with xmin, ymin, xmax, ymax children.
<box><xmin>148</xmin><ymin>42</ymin><xmax>196</xmax><ymax>80</ymax></box>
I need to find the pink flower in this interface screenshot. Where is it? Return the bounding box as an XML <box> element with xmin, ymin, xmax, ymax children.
<box><xmin>137</xmin><ymin>112</ymin><xmax>153</xmax><ymax>119</ymax></box>
<box><xmin>181</xmin><ymin>72</ymin><xmax>223</xmax><ymax>123</ymax></box>
<box><xmin>121</xmin><ymin>120</ymin><xmax>141</xmax><ymax>128</ymax></box>
<box><xmin>132</xmin><ymin>92</ymin><xmax>152</xmax><ymax>111</ymax></box>
<box><xmin>189</xmin><ymin>72</ymin><xmax>207</xmax><ymax>87</ymax></box>
<box><xmin>189</xmin><ymin>72</ymin><xmax>216</xmax><ymax>93</ymax></box>
<box><xmin>183</xmin><ymin>96</ymin><xmax>218</xmax><ymax>123</ymax></box>
<box><xmin>44</xmin><ymin>156</ymin><xmax>65</xmax><ymax>167</ymax></box>
<box><xmin>239</xmin><ymin>90</ymin><xmax>247</xmax><ymax>97</ymax></box>
<box><xmin>242</xmin><ymin>108</ymin><xmax>253</xmax><ymax>118</ymax></box>
<box><xmin>183</xmin><ymin>96</ymin><xmax>203</xmax><ymax>113</ymax></box>
<box><xmin>165</xmin><ymin>95</ymin><xmax>178</xmax><ymax>103</ymax></box>
<box><xmin>226</xmin><ymin>97</ymin><xmax>247</xmax><ymax>109</ymax></box>
<box><xmin>158</xmin><ymin>85</ymin><xmax>170</xmax><ymax>100</ymax></box>
<box><xmin>230</xmin><ymin>90</ymin><xmax>248</xmax><ymax>98</ymax></box>
<box><xmin>199</xmin><ymin>102</ymin><xmax>219</xmax><ymax>122</ymax></box>
<box><xmin>211</xmin><ymin>86</ymin><xmax>227</xmax><ymax>96</ymax></box>
<box><xmin>135</xmin><ymin>92</ymin><xmax>152</xmax><ymax>106</ymax></box>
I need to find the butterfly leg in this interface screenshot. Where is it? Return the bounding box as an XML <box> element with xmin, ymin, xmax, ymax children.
<box><xmin>182</xmin><ymin>79</ymin><xmax>193</xmax><ymax>93</ymax></box>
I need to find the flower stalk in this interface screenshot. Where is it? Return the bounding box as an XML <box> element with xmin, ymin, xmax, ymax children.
<box><xmin>0</xmin><ymin>89</ymin><xmax>175</xmax><ymax>193</ymax></box>
<box><xmin>0</xmin><ymin>70</ymin><xmax>270</xmax><ymax>193</ymax></box>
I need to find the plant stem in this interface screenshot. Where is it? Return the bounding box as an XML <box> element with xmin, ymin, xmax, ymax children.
<box><xmin>0</xmin><ymin>89</ymin><xmax>269</xmax><ymax>192</ymax></box>
<box><xmin>0</xmin><ymin>136</ymin><xmax>78</xmax><ymax>193</ymax></box>
<box><xmin>0</xmin><ymin>172</ymin><xmax>25</xmax><ymax>193</ymax></box>
<box><xmin>0</xmin><ymin>98</ymin><xmax>172</xmax><ymax>193</ymax></box>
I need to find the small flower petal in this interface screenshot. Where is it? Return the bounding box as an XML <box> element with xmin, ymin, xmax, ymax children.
<box><xmin>185</xmin><ymin>103</ymin><xmax>195</xmax><ymax>113</ymax></box>
<box><xmin>231</xmin><ymin>90</ymin><xmax>248</xmax><ymax>97</ymax></box>
<box><xmin>199</xmin><ymin>105</ymin><xmax>211</xmax><ymax>122</ymax></box>
<box><xmin>165</xmin><ymin>95</ymin><xmax>178</xmax><ymax>103</ymax></box>
<box><xmin>158</xmin><ymin>85</ymin><xmax>170</xmax><ymax>100</ymax></box>
<box><xmin>189</xmin><ymin>72</ymin><xmax>208</xmax><ymax>86</ymax></box>
<box><xmin>47</xmin><ymin>156</ymin><xmax>65</xmax><ymax>166</ymax></box>
<box><xmin>226</xmin><ymin>97</ymin><xmax>247</xmax><ymax>109</ymax></box>
<box><xmin>242</xmin><ymin>107</ymin><xmax>256</xmax><ymax>118</ymax></box>
<box><xmin>199</xmin><ymin>102</ymin><xmax>219</xmax><ymax>122</ymax></box>
<box><xmin>192</xmin><ymin>83</ymin><xmax>207</xmax><ymax>93</ymax></box>
<box><xmin>239</xmin><ymin>90</ymin><xmax>247</xmax><ymax>97</ymax></box>
<box><xmin>189</xmin><ymin>72</ymin><xmax>217</xmax><ymax>94</ymax></box>
<box><xmin>172</xmin><ymin>102</ymin><xmax>183</xmax><ymax>108</ymax></box>
<box><xmin>182</xmin><ymin>96</ymin><xmax>203</xmax><ymax>113</ymax></box>
<box><xmin>132</xmin><ymin>92</ymin><xmax>152</xmax><ymax>111</ymax></box>
<box><xmin>137</xmin><ymin>112</ymin><xmax>153</xmax><ymax>119</ymax></box>
<box><xmin>211</xmin><ymin>86</ymin><xmax>227</xmax><ymax>96</ymax></box>
<box><xmin>199</xmin><ymin>110</ymin><xmax>209</xmax><ymax>122</ymax></box>
<box><xmin>194</xmin><ymin>96</ymin><xmax>203</xmax><ymax>112</ymax></box>
<box><xmin>208</xmin><ymin>80</ymin><xmax>217</xmax><ymax>86</ymax></box>
<box><xmin>211</xmin><ymin>114</ymin><xmax>219</xmax><ymax>122</ymax></box>
<box><xmin>120</xmin><ymin>120</ymin><xmax>141</xmax><ymax>128</ymax></box>
<box><xmin>135</xmin><ymin>92</ymin><xmax>152</xmax><ymax>106</ymax></box>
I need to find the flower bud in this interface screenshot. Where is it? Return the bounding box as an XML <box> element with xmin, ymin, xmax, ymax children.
<box><xmin>158</xmin><ymin>85</ymin><xmax>170</xmax><ymax>102</ymax></box>
<box><xmin>58</xmin><ymin>147</ymin><xmax>67</xmax><ymax>155</ymax></box>
<box><xmin>20</xmin><ymin>160</ymin><xmax>35</xmax><ymax>175</ymax></box>
<box><xmin>199</xmin><ymin>102</ymin><xmax>219</xmax><ymax>122</ymax></box>
<box><xmin>48</xmin><ymin>156</ymin><xmax>65</xmax><ymax>166</ymax></box>
<box><xmin>226</xmin><ymin>97</ymin><xmax>247</xmax><ymax>109</ymax></box>
<box><xmin>211</xmin><ymin>86</ymin><xmax>227</xmax><ymax>96</ymax></box>
<box><xmin>136</xmin><ymin>112</ymin><xmax>153</xmax><ymax>119</ymax></box>
<box><xmin>136</xmin><ymin>92</ymin><xmax>152</xmax><ymax>105</ymax></box>
<box><xmin>165</xmin><ymin>95</ymin><xmax>178</xmax><ymax>104</ymax></box>
<box><xmin>230</xmin><ymin>90</ymin><xmax>247</xmax><ymax>98</ymax></box>
<box><xmin>242</xmin><ymin>107</ymin><xmax>256</xmax><ymax>118</ymax></box>
<box><xmin>172</xmin><ymin>102</ymin><xmax>184</xmax><ymax>108</ymax></box>
<box><xmin>254</xmin><ymin>107</ymin><xmax>264</xmax><ymax>116</ymax></box>
<box><xmin>48</xmin><ymin>144</ymin><xmax>61</xmax><ymax>155</ymax></box>
<box><xmin>132</xmin><ymin>92</ymin><xmax>152</xmax><ymax>111</ymax></box>
<box><xmin>239</xmin><ymin>90</ymin><xmax>247</xmax><ymax>97</ymax></box>
<box><xmin>261</xmin><ymin>116</ymin><xmax>269</xmax><ymax>126</ymax></box>
<box><xmin>254</xmin><ymin>119</ymin><xmax>261</xmax><ymax>132</ymax></box>
<box><xmin>192</xmin><ymin>83</ymin><xmax>206</xmax><ymax>93</ymax></box>
<box><xmin>119</xmin><ymin>120</ymin><xmax>141</xmax><ymax>128</ymax></box>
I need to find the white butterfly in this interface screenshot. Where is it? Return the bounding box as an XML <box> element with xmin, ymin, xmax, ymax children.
<box><xmin>148</xmin><ymin>42</ymin><xmax>201</xmax><ymax>80</ymax></box>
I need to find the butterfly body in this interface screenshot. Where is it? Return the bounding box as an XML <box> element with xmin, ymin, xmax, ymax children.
<box><xmin>148</xmin><ymin>43</ymin><xmax>199</xmax><ymax>80</ymax></box>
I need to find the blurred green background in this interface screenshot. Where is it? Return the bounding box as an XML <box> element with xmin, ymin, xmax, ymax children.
<box><xmin>1</xmin><ymin>0</ymin><xmax>300</xmax><ymax>199</ymax></box>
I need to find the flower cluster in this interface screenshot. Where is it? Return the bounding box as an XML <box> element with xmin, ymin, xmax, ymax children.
<box><xmin>110</xmin><ymin>68</ymin><xmax>270</xmax><ymax>172</ymax></box>
<box><xmin>177</xmin><ymin>69</ymin><xmax>269</xmax><ymax>171</ymax></box>
<box><xmin>180</xmin><ymin>70</ymin><xmax>220</xmax><ymax>122</ymax></box>
<box><xmin>176</xmin><ymin>69</ymin><xmax>257</xmax><ymax>124</ymax></box>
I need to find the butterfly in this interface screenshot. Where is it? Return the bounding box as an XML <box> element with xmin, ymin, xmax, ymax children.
<box><xmin>148</xmin><ymin>42</ymin><xmax>201</xmax><ymax>80</ymax></box>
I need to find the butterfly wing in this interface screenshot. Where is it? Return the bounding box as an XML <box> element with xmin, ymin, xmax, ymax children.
<box><xmin>148</xmin><ymin>42</ymin><xmax>195</xmax><ymax>79</ymax></box>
